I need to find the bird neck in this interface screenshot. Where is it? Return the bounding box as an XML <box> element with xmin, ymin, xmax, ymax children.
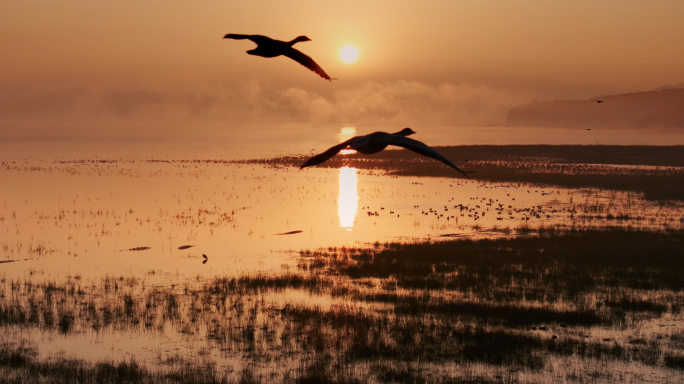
<box><xmin>392</xmin><ymin>128</ymin><xmax>415</xmax><ymax>137</ymax></box>
<box><xmin>288</xmin><ymin>36</ymin><xmax>308</xmax><ymax>46</ymax></box>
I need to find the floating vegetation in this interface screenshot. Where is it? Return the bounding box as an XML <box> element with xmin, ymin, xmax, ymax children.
<box><xmin>252</xmin><ymin>145</ymin><xmax>684</xmax><ymax>201</ymax></box>
<box><xmin>126</xmin><ymin>247</ymin><xmax>151</xmax><ymax>252</ymax></box>
<box><xmin>0</xmin><ymin>259</ymin><xmax>26</xmax><ymax>265</ymax></box>
<box><xmin>276</xmin><ymin>230</ymin><xmax>304</xmax><ymax>235</ymax></box>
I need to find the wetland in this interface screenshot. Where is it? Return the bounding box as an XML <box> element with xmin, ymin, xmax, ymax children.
<box><xmin>1</xmin><ymin>144</ymin><xmax>683</xmax><ymax>383</ymax></box>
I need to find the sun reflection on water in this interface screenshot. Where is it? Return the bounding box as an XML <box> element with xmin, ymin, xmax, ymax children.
<box><xmin>338</xmin><ymin>167</ymin><xmax>359</xmax><ymax>230</ymax></box>
<box><xmin>338</xmin><ymin>126</ymin><xmax>358</xmax><ymax>155</ymax></box>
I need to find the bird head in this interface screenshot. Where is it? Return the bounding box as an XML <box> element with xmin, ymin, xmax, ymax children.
<box><xmin>396</xmin><ymin>128</ymin><xmax>416</xmax><ymax>136</ymax></box>
<box><xmin>292</xmin><ymin>36</ymin><xmax>312</xmax><ymax>44</ymax></box>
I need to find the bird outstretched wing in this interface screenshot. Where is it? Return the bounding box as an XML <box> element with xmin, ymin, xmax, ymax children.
<box><xmin>386</xmin><ymin>136</ymin><xmax>470</xmax><ymax>177</ymax></box>
<box><xmin>223</xmin><ymin>34</ymin><xmax>272</xmax><ymax>45</ymax></box>
<box><xmin>224</xmin><ymin>34</ymin><xmax>251</xmax><ymax>39</ymax></box>
<box><xmin>283</xmin><ymin>48</ymin><xmax>334</xmax><ymax>81</ymax></box>
<box><xmin>301</xmin><ymin>139</ymin><xmax>355</xmax><ymax>168</ymax></box>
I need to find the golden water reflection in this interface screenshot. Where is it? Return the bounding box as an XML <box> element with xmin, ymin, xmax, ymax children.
<box><xmin>337</xmin><ymin>126</ymin><xmax>357</xmax><ymax>155</ymax></box>
<box><xmin>338</xmin><ymin>167</ymin><xmax>358</xmax><ymax>230</ymax></box>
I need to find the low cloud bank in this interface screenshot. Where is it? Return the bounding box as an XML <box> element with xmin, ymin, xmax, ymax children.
<box><xmin>507</xmin><ymin>88</ymin><xmax>684</xmax><ymax>129</ymax></box>
<box><xmin>0</xmin><ymin>81</ymin><xmax>527</xmax><ymax>131</ymax></box>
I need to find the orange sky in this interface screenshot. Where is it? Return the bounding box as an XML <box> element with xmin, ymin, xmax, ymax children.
<box><xmin>1</xmin><ymin>0</ymin><xmax>683</xmax><ymax>131</ymax></box>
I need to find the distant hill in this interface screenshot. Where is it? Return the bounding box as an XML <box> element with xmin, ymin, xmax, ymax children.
<box><xmin>652</xmin><ymin>82</ymin><xmax>684</xmax><ymax>92</ymax></box>
<box><xmin>506</xmin><ymin>86</ymin><xmax>684</xmax><ymax>129</ymax></box>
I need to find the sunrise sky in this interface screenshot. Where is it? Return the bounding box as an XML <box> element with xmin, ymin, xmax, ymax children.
<box><xmin>1</xmin><ymin>0</ymin><xmax>683</xmax><ymax>139</ymax></box>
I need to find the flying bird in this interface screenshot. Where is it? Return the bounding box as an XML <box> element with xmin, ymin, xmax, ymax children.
<box><xmin>223</xmin><ymin>34</ymin><xmax>334</xmax><ymax>81</ymax></box>
<box><xmin>596</xmin><ymin>100</ymin><xmax>604</xmax><ymax>103</ymax></box>
<box><xmin>301</xmin><ymin>128</ymin><xmax>470</xmax><ymax>177</ymax></box>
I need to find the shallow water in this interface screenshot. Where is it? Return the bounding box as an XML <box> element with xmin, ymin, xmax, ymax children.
<box><xmin>1</xmin><ymin>154</ymin><xmax>681</xmax><ymax>282</ymax></box>
<box><xmin>1</xmin><ymin>149</ymin><xmax>684</xmax><ymax>382</ymax></box>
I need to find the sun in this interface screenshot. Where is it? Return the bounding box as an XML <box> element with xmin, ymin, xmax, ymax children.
<box><xmin>339</xmin><ymin>45</ymin><xmax>358</xmax><ymax>63</ymax></box>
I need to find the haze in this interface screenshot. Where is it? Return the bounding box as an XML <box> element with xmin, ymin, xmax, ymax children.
<box><xmin>1</xmin><ymin>0</ymin><xmax>683</xmax><ymax>144</ymax></box>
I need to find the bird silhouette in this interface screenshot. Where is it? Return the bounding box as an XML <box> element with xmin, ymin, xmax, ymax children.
<box><xmin>596</xmin><ymin>100</ymin><xmax>604</xmax><ymax>103</ymax></box>
<box><xmin>301</xmin><ymin>128</ymin><xmax>470</xmax><ymax>177</ymax></box>
<box><xmin>223</xmin><ymin>34</ymin><xmax>334</xmax><ymax>81</ymax></box>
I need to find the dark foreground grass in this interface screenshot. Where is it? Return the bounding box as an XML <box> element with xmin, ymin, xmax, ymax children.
<box><xmin>0</xmin><ymin>341</ymin><xmax>508</xmax><ymax>384</ymax></box>
<box><xmin>2</xmin><ymin>228</ymin><xmax>684</xmax><ymax>382</ymax></box>
<box><xmin>321</xmin><ymin>228</ymin><xmax>684</xmax><ymax>292</ymax></box>
<box><xmin>0</xmin><ymin>341</ymin><xmax>223</xmax><ymax>384</ymax></box>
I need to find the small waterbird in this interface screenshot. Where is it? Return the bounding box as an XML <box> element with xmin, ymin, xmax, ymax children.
<box><xmin>223</xmin><ymin>34</ymin><xmax>334</xmax><ymax>81</ymax></box>
<box><xmin>301</xmin><ymin>128</ymin><xmax>470</xmax><ymax>177</ymax></box>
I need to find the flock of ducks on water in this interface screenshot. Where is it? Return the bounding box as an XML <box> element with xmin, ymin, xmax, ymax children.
<box><xmin>362</xmin><ymin>187</ymin><xmax>576</xmax><ymax>224</ymax></box>
<box><xmin>224</xmin><ymin>34</ymin><xmax>472</xmax><ymax>175</ymax></box>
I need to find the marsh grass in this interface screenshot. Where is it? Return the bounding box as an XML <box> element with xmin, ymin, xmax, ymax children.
<box><xmin>0</xmin><ymin>340</ymin><xmax>229</xmax><ymax>384</ymax></box>
<box><xmin>246</xmin><ymin>145</ymin><xmax>684</xmax><ymax>201</ymax></box>
<box><xmin>0</xmin><ymin>340</ymin><xmax>512</xmax><ymax>384</ymax></box>
<box><xmin>2</xmin><ymin>229</ymin><xmax>684</xmax><ymax>382</ymax></box>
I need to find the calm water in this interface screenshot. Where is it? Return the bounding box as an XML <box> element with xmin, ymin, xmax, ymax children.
<box><xmin>1</xmin><ymin>152</ymin><xmax>680</xmax><ymax>281</ymax></box>
<box><xmin>3</xmin><ymin>124</ymin><xmax>684</xmax><ymax>158</ymax></box>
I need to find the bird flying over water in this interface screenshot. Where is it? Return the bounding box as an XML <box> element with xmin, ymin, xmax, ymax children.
<box><xmin>223</xmin><ymin>34</ymin><xmax>334</xmax><ymax>81</ymax></box>
<box><xmin>596</xmin><ymin>100</ymin><xmax>604</xmax><ymax>103</ymax></box>
<box><xmin>301</xmin><ymin>128</ymin><xmax>470</xmax><ymax>177</ymax></box>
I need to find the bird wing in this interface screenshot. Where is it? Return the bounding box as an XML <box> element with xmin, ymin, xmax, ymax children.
<box><xmin>386</xmin><ymin>136</ymin><xmax>470</xmax><ymax>177</ymax></box>
<box><xmin>224</xmin><ymin>34</ymin><xmax>251</xmax><ymax>40</ymax></box>
<box><xmin>301</xmin><ymin>138</ymin><xmax>356</xmax><ymax>168</ymax></box>
<box><xmin>283</xmin><ymin>48</ymin><xmax>334</xmax><ymax>81</ymax></box>
<box><xmin>223</xmin><ymin>34</ymin><xmax>272</xmax><ymax>45</ymax></box>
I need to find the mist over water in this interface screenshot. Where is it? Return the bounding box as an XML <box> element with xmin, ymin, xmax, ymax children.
<box><xmin>2</xmin><ymin>124</ymin><xmax>684</xmax><ymax>161</ymax></box>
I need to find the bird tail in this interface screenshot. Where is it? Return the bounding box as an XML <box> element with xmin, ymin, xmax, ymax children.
<box><xmin>454</xmin><ymin>167</ymin><xmax>472</xmax><ymax>178</ymax></box>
